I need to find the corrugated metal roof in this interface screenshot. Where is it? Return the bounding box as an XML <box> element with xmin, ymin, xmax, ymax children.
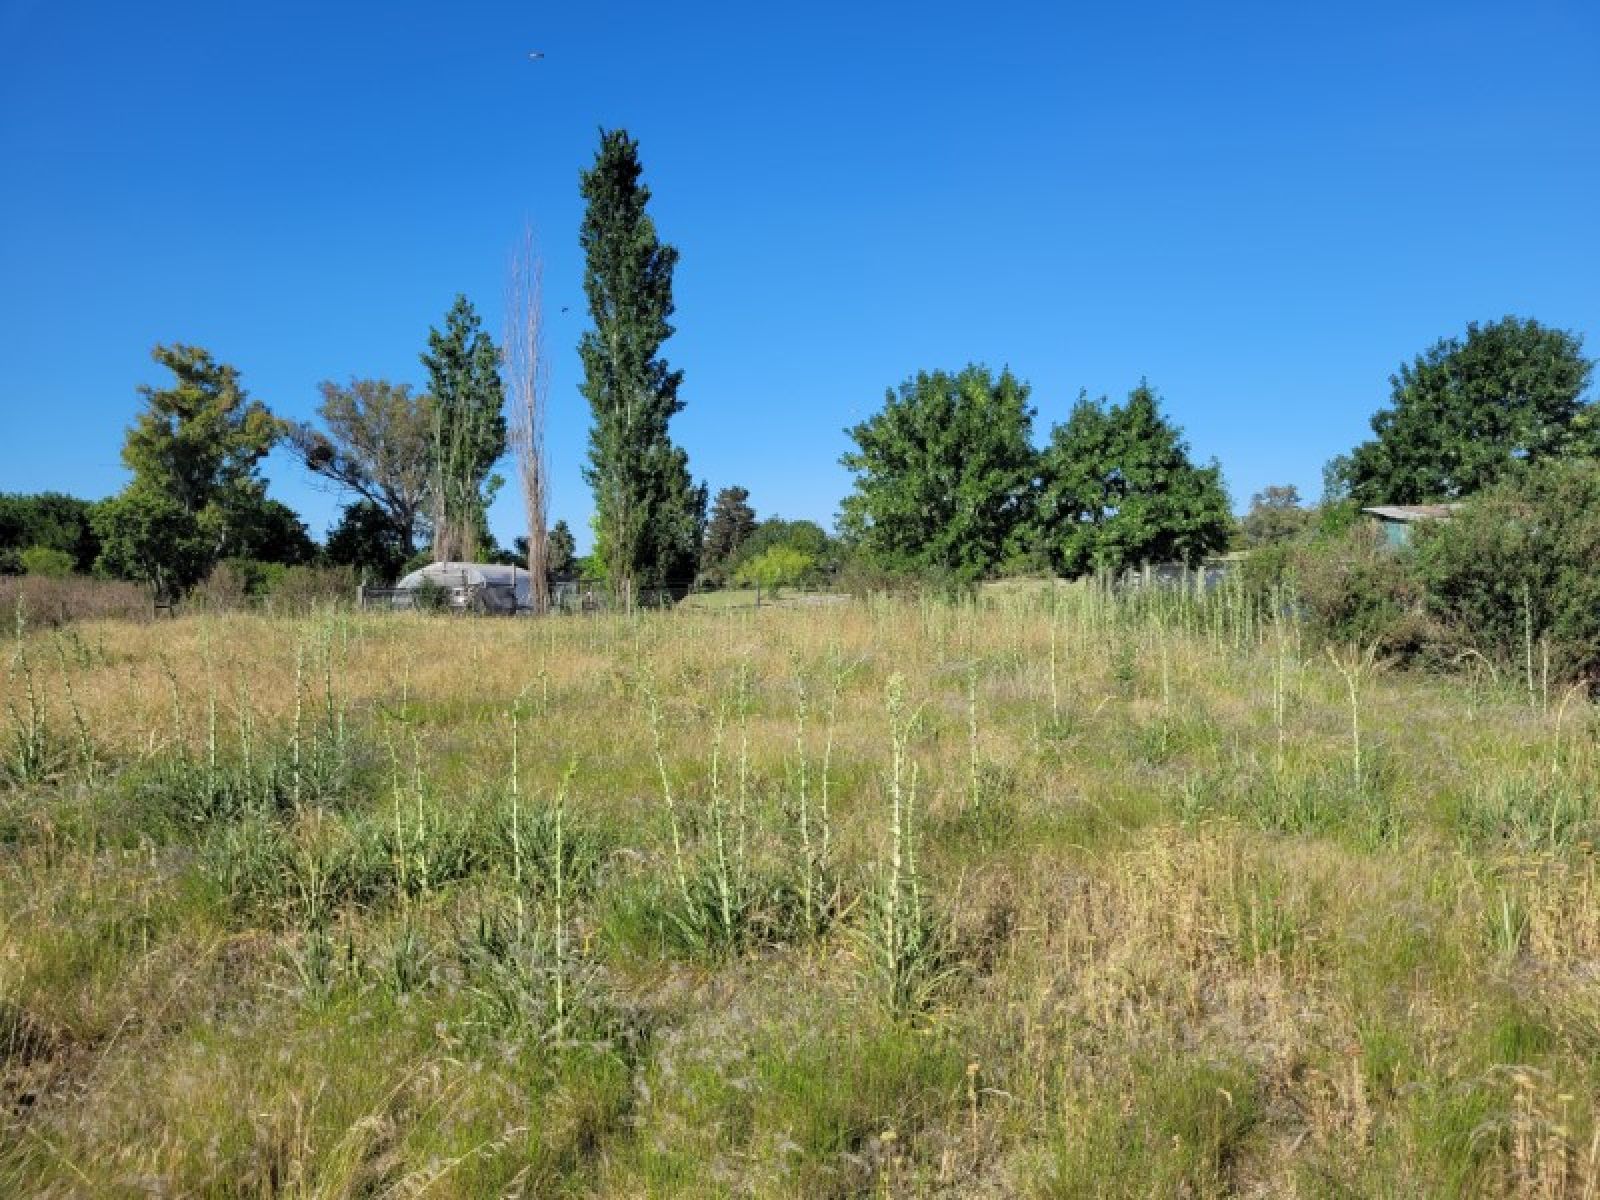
<box><xmin>1361</xmin><ymin>504</ymin><xmax>1462</xmax><ymax>522</ymax></box>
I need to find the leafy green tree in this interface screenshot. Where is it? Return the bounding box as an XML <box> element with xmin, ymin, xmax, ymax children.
<box><xmin>578</xmin><ymin>128</ymin><xmax>704</xmax><ymax>603</ymax></box>
<box><xmin>288</xmin><ymin>378</ymin><xmax>433</xmax><ymax>556</ymax></box>
<box><xmin>96</xmin><ymin>344</ymin><xmax>282</xmax><ymax>595</ymax></box>
<box><xmin>422</xmin><ymin>297</ymin><xmax>506</xmax><ymax>561</ymax></box>
<box><xmin>839</xmin><ymin>365</ymin><xmax>1036</xmax><ymax>579</ymax></box>
<box><xmin>94</xmin><ymin>485</ymin><xmax>213</xmax><ymax>597</ymax></box>
<box><xmin>734</xmin><ymin>545</ymin><xmax>815</xmax><ymax>590</ymax></box>
<box><xmin>1033</xmin><ymin>382</ymin><xmax>1231</xmax><ymax>576</ymax></box>
<box><xmin>325</xmin><ymin>499</ymin><xmax>410</xmax><ymax>582</ymax></box>
<box><xmin>729</xmin><ymin>518</ymin><xmax>835</xmax><ymax>578</ymax></box>
<box><xmin>0</xmin><ymin>493</ymin><xmax>100</xmax><ymax>574</ymax></box>
<box><xmin>1339</xmin><ymin>317</ymin><xmax>1595</xmax><ymax>505</ymax></box>
<box><xmin>546</xmin><ymin>520</ymin><xmax>577</xmax><ymax>577</ymax></box>
<box><xmin>220</xmin><ymin>495</ymin><xmax>314</xmax><ymax>565</ymax></box>
<box><xmin>1240</xmin><ymin>485</ymin><xmax>1313</xmax><ymax>547</ymax></box>
<box><xmin>700</xmin><ymin>486</ymin><xmax>757</xmax><ymax>584</ymax></box>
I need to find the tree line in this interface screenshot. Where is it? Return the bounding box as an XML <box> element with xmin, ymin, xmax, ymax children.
<box><xmin>6</xmin><ymin>121</ymin><xmax>1596</xmax><ymax>617</ymax></box>
<box><xmin>838</xmin><ymin>368</ymin><xmax>1232</xmax><ymax>581</ymax></box>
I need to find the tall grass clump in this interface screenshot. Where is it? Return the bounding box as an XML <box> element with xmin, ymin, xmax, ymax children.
<box><xmin>859</xmin><ymin>673</ymin><xmax>952</xmax><ymax>1019</ymax></box>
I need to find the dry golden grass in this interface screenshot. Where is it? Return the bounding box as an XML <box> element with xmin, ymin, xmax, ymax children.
<box><xmin>0</xmin><ymin>590</ymin><xmax>1597</xmax><ymax>1196</ymax></box>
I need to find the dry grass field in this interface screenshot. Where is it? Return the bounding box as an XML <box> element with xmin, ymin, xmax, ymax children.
<box><xmin>2</xmin><ymin>587</ymin><xmax>1598</xmax><ymax>1196</ymax></box>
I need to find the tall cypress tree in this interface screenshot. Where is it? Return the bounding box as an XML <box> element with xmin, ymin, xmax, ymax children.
<box><xmin>422</xmin><ymin>295</ymin><xmax>505</xmax><ymax>562</ymax></box>
<box><xmin>578</xmin><ymin>129</ymin><xmax>703</xmax><ymax>604</ymax></box>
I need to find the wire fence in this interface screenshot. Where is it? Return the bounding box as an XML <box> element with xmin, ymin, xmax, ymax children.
<box><xmin>356</xmin><ymin>576</ymin><xmax>852</xmax><ymax>617</ymax></box>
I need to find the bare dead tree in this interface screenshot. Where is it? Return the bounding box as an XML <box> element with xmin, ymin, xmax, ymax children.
<box><xmin>504</xmin><ymin>225</ymin><xmax>551</xmax><ymax>614</ymax></box>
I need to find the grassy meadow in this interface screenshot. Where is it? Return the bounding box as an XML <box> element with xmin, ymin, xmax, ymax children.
<box><xmin>2</xmin><ymin>588</ymin><xmax>1598</xmax><ymax>1197</ymax></box>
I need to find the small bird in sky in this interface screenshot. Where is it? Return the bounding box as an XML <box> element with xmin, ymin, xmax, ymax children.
<box><xmin>528</xmin><ymin>51</ymin><xmax>545</xmax><ymax>61</ymax></box>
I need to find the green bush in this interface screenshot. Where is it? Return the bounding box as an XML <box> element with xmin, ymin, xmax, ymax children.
<box><xmin>1294</xmin><ymin>523</ymin><xmax>1434</xmax><ymax>659</ymax></box>
<box><xmin>18</xmin><ymin>545</ymin><xmax>74</xmax><ymax>578</ymax></box>
<box><xmin>266</xmin><ymin>564</ymin><xmax>359</xmax><ymax>615</ymax></box>
<box><xmin>732</xmin><ymin>545</ymin><xmax>816</xmax><ymax>590</ymax></box>
<box><xmin>1413</xmin><ymin>460</ymin><xmax>1600</xmax><ymax>687</ymax></box>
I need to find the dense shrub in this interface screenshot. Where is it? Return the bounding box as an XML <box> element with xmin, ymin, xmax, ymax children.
<box><xmin>189</xmin><ymin>561</ymin><xmax>358</xmax><ymax>615</ymax></box>
<box><xmin>1294</xmin><ymin>524</ymin><xmax>1434</xmax><ymax>659</ymax></box>
<box><xmin>18</xmin><ymin>546</ymin><xmax>74</xmax><ymax>578</ymax></box>
<box><xmin>190</xmin><ymin>558</ymin><xmax>287</xmax><ymax>611</ymax></box>
<box><xmin>263</xmin><ymin>564</ymin><xmax>359</xmax><ymax>614</ymax></box>
<box><xmin>1413</xmin><ymin>460</ymin><xmax>1600</xmax><ymax>687</ymax></box>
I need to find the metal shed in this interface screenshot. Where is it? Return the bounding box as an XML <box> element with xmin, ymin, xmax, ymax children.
<box><xmin>389</xmin><ymin>562</ymin><xmax>534</xmax><ymax>613</ymax></box>
<box><xmin>1361</xmin><ymin>504</ymin><xmax>1462</xmax><ymax>549</ymax></box>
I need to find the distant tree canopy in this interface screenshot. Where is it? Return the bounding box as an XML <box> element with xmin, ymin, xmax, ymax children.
<box><xmin>288</xmin><ymin>378</ymin><xmax>433</xmax><ymax>557</ymax></box>
<box><xmin>734</xmin><ymin>544</ymin><xmax>816</xmax><ymax>590</ymax></box>
<box><xmin>0</xmin><ymin>492</ymin><xmax>100</xmax><ymax>575</ymax></box>
<box><xmin>1240</xmin><ymin>484</ymin><xmax>1313</xmax><ymax>548</ymax></box>
<box><xmin>839</xmin><ymin>366</ymin><xmax>1037</xmax><ymax>580</ymax></box>
<box><xmin>838</xmin><ymin>368</ymin><xmax>1231</xmax><ymax>581</ymax></box>
<box><xmin>546</xmin><ymin>520</ymin><xmax>577</xmax><ymax>578</ymax></box>
<box><xmin>733</xmin><ymin>518</ymin><xmax>834</xmax><ymax>576</ymax></box>
<box><xmin>1335</xmin><ymin>317</ymin><xmax>1595</xmax><ymax>506</ymax></box>
<box><xmin>95</xmin><ymin>344</ymin><xmax>285</xmax><ymax>596</ymax></box>
<box><xmin>578</xmin><ymin>128</ymin><xmax>704</xmax><ymax>600</ymax></box>
<box><xmin>422</xmin><ymin>296</ymin><xmax>506</xmax><ymax>562</ymax></box>
<box><xmin>1031</xmin><ymin>382</ymin><xmax>1232</xmax><ymax>576</ymax></box>
<box><xmin>700</xmin><ymin>486</ymin><xmax>757</xmax><ymax>584</ymax></box>
<box><xmin>325</xmin><ymin>499</ymin><xmax>411</xmax><ymax>583</ymax></box>
<box><xmin>220</xmin><ymin>495</ymin><xmax>315</xmax><ymax>565</ymax></box>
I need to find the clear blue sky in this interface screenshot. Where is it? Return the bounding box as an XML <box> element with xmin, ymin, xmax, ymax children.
<box><xmin>2</xmin><ymin>0</ymin><xmax>1597</xmax><ymax>551</ymax></box>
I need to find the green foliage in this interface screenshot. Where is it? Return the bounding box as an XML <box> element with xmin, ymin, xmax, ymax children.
<box><xmin>1239</xmin><ymin>484</ymin><xmax>1312</xmax><ymax>547</ymax></box>
<box><xmin>119</xmin><ymin>344</ymin><xmax>280</xmax><ymax>517</ymax></box>
<box><xmin>1340</xmin><ymin>317</ymin><xmax>1595</xmax><ymax>505</ymax></box>
<box><xmin>732</xmin><ymin>544</ymin><xmax>815</xmax><ymax>589</ymax></box>
<box><xmin>325</xmin><ymin>499</ymin><xmax>410</xmax><ymax>583</ymax></box>
<box><xmin>734</xmin><ymin>517</ymin><xmax>833</xmax><ymax>568</ymax></box>
<box><xmin>699</xmin><ymin>486</ymin><xmax>757</xmax><ymax>585</ymax></box>
<box><xmin>579</xmin><ymin>129</ymin><xmax>704</xmax><ymax>598</ymax></box>
<box><xmin>18</xmin><ymin>546</ymin><xmax>73</xmax><ymax>578</ymax></box>
<box><xmin>0</xmin><ymin>493</ymin><xmax>100</xmax><ymax>574</ymax></box>
<box><xmin>196</xmin><ymin>558</ymin><xmax>287</xmax><ymax>606</ymax></box>
<box><xmin>97</xmin><ymin>345</ymin><xmax>285</xmax><ymax>595</ymax></box>
<box><xmin>218</xmin><ymin>494</ymin><xmax>314</xmax><ymax>564</ymax></box>
<box><xmin>421</xmin><ymin>297</ymin><xmax>506</xmax><ymax>561</ymax></box>
<box><xmin>839</xmin><ymin>364</ymin><xmax>1036</xmax><ymax>579</ymax></box>
<box><xmin>1413</xmin><ymin>459</ymin><xmax>1600</xmax><ymax>685</ymax></box>
<box><xmin>92</xmin><ymin>484</ymin><xmax>213</xmax><ymax>597</ymax></box>
<box><xmin>1043</xmin><ymin>1056</ymin><xmax>1262</xmax><ymax>1197</ymax></box>
<box><xmin>289</xmin><ymin>379</ymin><xmax>433</xmax><ymax>556</ymax></box>
<box><xmin>1293</xmin><ymin>523</ymin><xmax>1432</xmax><ymax>658</ymax></box>
<box><xmin>1033</xmin><ymin>381</ymin><xmax>1232</xmax><ymax>576</ymax></box>
<box><xmin>545</xmin><ymin>519</ymin><xmax>577</xmax><ymax>577</ymax></box>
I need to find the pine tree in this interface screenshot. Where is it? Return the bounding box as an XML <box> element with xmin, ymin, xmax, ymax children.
<box><xmin>546</xmin><ymin>519</ymin><xmax>577</xmax><ymax>577</ymax></box>
<box><xmin>421</xmin><ymin>296</ymin><xmax>506</xmax><ymax>562</ymax></box>
<box><xmin>700</xmin><ymin>486</ymin><xmax>757</xmax><ymax>584</ymax></box>
<box><xmin>95</xmin><ymin>344</ymin><xmax>281</xmax><ymax>597</ymax></box>
<box><xmin>578</xmin><ymin>129</ymin><xmax>703</xmax><ymax>605</ymax></box>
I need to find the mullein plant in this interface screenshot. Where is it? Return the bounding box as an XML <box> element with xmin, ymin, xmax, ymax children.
<box><xmin>861</xmin><ymin>674</ymin><xmax>951</xmax><ymax>1018</ymax></box>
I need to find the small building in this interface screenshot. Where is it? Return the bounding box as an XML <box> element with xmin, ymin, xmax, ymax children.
<box><xmin>389</xmin><ymin>562</ymin><xmax>534</xmax><ymax>614</ymax></box>
<box><xmin>1361</xmin><ymin>504</ymin><xmax>1461</xmax><ymax>549</ymax></box>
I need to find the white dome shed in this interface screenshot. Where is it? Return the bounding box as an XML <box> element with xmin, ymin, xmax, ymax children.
<box><xmin>392</xmin><ymin>562</ymin><xmax>533</xmax><ymax>614</ymax></box>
